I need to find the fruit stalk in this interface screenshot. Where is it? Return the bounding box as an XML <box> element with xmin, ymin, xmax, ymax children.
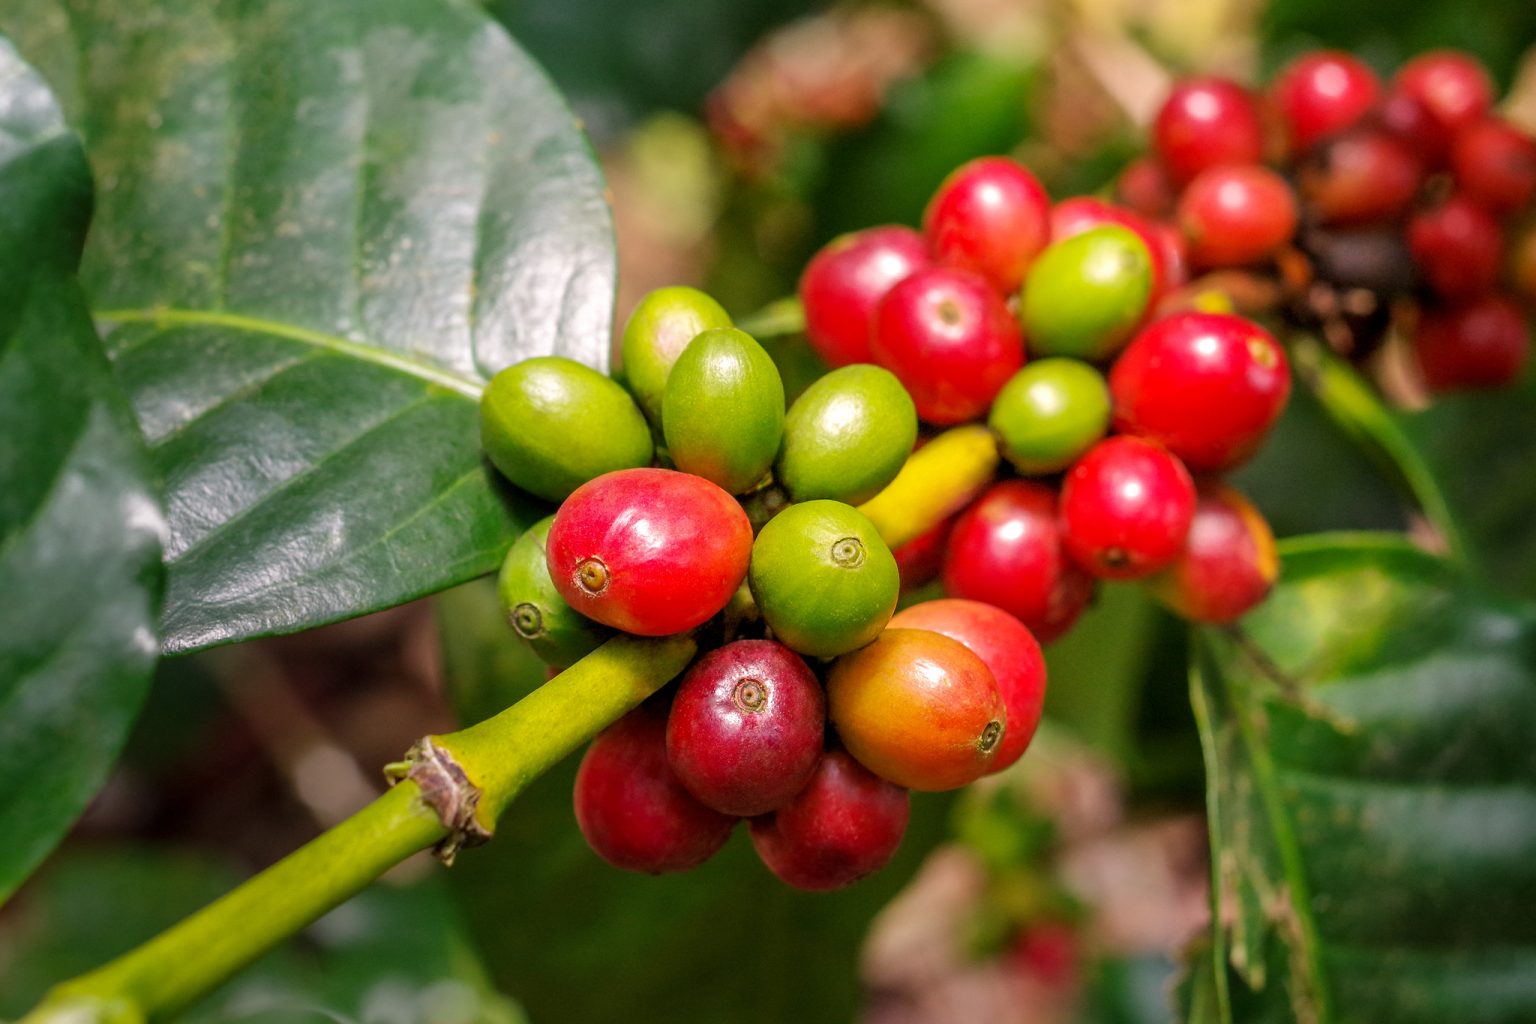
<box><xmin>19</xmin><ymin>634</ymin><xmax>696</xmax><ymax>1024</ymax></box>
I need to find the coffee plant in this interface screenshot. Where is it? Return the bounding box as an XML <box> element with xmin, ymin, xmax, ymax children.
<box><xmin>2</xmin><ymin>1</ymin><xmax>1534</xmax><ymax>1022</ymax></box>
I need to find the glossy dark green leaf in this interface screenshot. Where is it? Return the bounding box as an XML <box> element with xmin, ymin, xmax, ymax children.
<box><xmin>0</xmin><ymin>849</ymin><xmax>523</xmax><ymax>1023</ymax></box>
<box><xmin>435</xmin><ymin>579</ymin><xmax>956</xmax><ymax>1024</ymax></box>
<box><xmin>1</xmin><ymin>0</ymin><xmax>615</xmax><ymax>654</ymax></box>
<box><xmin>0</xmin><ymin>39</ymin><xmax>164</xmax><ymax>904</ymax></box>
<box><xmin>1403</xmin><ymin>379</ymin><xmax>1536</xmax><ymax>601</ymax></box>
<box><xmin>1188</xmin><ymin>533</ymin><xmax>1536</xmax><ymax>1023</ymax></box>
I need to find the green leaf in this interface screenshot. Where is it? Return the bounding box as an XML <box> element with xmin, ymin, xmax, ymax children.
<box><xmin>435</xmin><ymin>579</ymin><xmax>957</xmax><ymax>1024</ymax></box>
<box><xmin>1403</xmin><ymin>378</ymin><xmax>1536</xmax><ymax>602</ymax></box>
<box><xmin>0</xmin><ymin>40</ymin><xmax>164</xmax><ymax>904</ymax></box>
<box><xmin>0</xmin><ymin>849</ymin><xmax>523</xmax><ymax>1023</ymax></box>
<box><xmin>0</xmin><ymin>0</ymin><xmax>615</xmax><ymax>654</ymax></box>
<box><xmin>1189</xmin><ymin>533</ymin><xmax>1536</xmax><ymax>1023</ymax></box>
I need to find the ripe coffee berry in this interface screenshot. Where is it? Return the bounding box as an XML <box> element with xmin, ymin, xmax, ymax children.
<box><xmin>666</xmin><ymin>640</ymin><xmax>825</xmax><ymax>817</ymax></box>
<box><xmin>1270</xmin><ymin>50</ymin><xmax>1380</xmax><ymax>152</ymax></box>
<box><xmin>871</xmin><ymin>265</ymin><xmax>1023</xmax><ymax>424</ymax></box>
<box><xmin>888</xmin><ymin>600</ymin><xmax>1046</xmax><ymax>773</ymax></box>
<box><xmin>1391</xmin><ymin>51</ymin><xmax>1493</xmax><ymax>146</ymax></box>
<box><xmin>1152</xmin><ymin>77</ymin><xmax>1265</xmax><ymax>185</ymax></box>
<box><xmin>1149</xmin><ymin>484</ymin><xmax>1278</xmax><ymax>624</ymax></box>
<box><xmin>1413</xmin><ymin>295</ymin><xmax>1531</xmax><ymax>393</ymax></box>
<box><xmin>891</xmin><ymin>515</ymin><xmax>955</xmax><ymax>593</ymax></box>
<box><xmin>1116</xmin><ymin>156</ymin><xmax>1174</xmax><ymax>218</ymax></box>
<box><xmin>828</xmin><ymin>628</ymin><xmax>1005</xmax><ymax>791</ymax></box>
<box><xmin>800</xmin><ymin>226</ymin><xmax>931</xmax><ymax>367</ymax></box>
<box><xmin>749</xmin><ymin>750</ymin><xmax>909</xmax><ymax>892</ymax></box>
<box><xmin>1297</xmin><ymin>129</ymin><xmax>1423</xmax><ymax>227</ymax></box>
<box><xmin>1407</xmin><ymin>194</ymin><xmax>1502</xmax><ymax>300</ymax></box>
<box><xmin>574</xmin><ymin>705</ymin><xmax>735</xmax><ymax>874</ymax></box>
<box><xmin>547</xmin><ymin>468</ymin><xmax>752</xmax><ymax>636</ymax></box>
<box><xmin>1178</xmin><ymin>165</ymin><xmax>1298</xmax><ymax>269</ymax></box>
<box><xmin>1060</xmin><ymin>436</ymin><xmax>1196</xmax><ymax>580</ymax></box>
<box><xmin>1451</xmin><ymin>119</ymin><xmax>1536</xmax><ymax>214</ymax></box>
<box><xmin>942</xmin><ymin>480</ymin><xmax>1095</xmax><ymax>643</ymax></box>
<box><xmin>1110</xmin><ymin>312</ymin><xmax>1290</xmax><ymax>472</ymax></box>
<box><xmin>923</xmin><ymin>155</ymin><xmax>1051</xmax><ymax>294</ymax></box>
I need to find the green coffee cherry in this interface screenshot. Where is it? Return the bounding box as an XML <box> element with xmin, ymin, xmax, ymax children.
<box><xmin>619</xmin><ymin>286</ymin><xmax>733</xmax><ymax>429</ymax></box>
<box><xmin>662</xmin><ymin>327</ymin><xmax>785</xmax><ymax>494</ymax></box>
<box><xmin>988</xmin><ymin>358</ymin><xmax>1111</xmax><ymax>474</ymax></box>
<box><xmin>497</xmin><ymin>516</ymin><xmax>611</xmax><ymax>668</ymax></box>
<box><xmin>480</xmin><ymin>356</ymin><xmax>652</xmax><ymax>502</ymax></box>
<box><xmin>748</xmin><ymin>500</ymin><xmax>899</xmax><ymax>658</ymax></box>
<box><xmin>1020</xmin><ymin>225</ymin><xmax>1152</xmax><ymax>361</ymax></box>
<box><xmin>776</xmin><ymin>364</ymin><xmax>917</xmax><ymax>505</ymax></box>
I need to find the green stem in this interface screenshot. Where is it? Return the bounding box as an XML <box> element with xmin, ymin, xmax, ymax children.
<box><xmin>734</xmin><ymin>296</ymin><xmax>805</xmax><ymax>339</ymax></box>
<box><xmin>22</xmin><ymin>633</ymin><xmax>696</xmax><ymax>1024</ymax></box>
<box><xmin>1289</xmin><ymin>335</ymin><xmax>1472</xmax><ymax>568</ymax></box>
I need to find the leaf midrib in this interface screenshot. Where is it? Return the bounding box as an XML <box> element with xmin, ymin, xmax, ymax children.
<box><xmin>96</xmin><ymin>307</ymin><xmax>486</xmax><ymax>400</ymax></box>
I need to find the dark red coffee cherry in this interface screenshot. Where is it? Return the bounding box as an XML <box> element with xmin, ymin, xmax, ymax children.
<box><xmin>1391</xmin><ymin>51</ymin><xmax>1494</xmax><ymax>150</ymax></box>
<box><xmin>923</xmin><ymin>155</ymin><xmax>1051</xmax><ymax>294</ymax></box>
<box><xmin>1110</xmin><ymin>312</ymin><xmax>1290</xmax><ymax>472</ymax></box>
<box><xmin>871</xmin><ymin>266</ymin><xmax>1024</xmax><ymax>425</ymax></box>
<box><xmin>1451</xmin><ymin>119</ymin><xmax>1536</xmax><ymax>214</ymax></box>
<box><xmin>888</xmin><ymin>599</ymin><xmax>1046</xmax><ymax>773</ymax></box>
<box><xmin>666</xmin><ymin>640</ymin><xmax>826</xmax><ymax>817</ymax></box>
<box><xmin>1297</xmin><ymin>129</ymin><xmax>1423</xmax><ymax>227</ymax></box>
<box><xmin>574</xmin><ymin>705</ymin><xmax>735</xmax><ymax>874</ymax></box>
<box><xmin>1270</xmin><ymin>50</ymin><xmax>1381</xmax><ymax>153</ymax></box>
<box><xmin>1152</xmin><ymin>77</ymin><xmax>1264</xmax><ymax>186</ymax></box>
<box><xmin>1178</xmin><ymin>165</ymin><xmax>1298</xmax><ymax>269</ymax></box>
<box><xmin>892</xmin><ymin>514</ymin><xmax>955</xmax><ymax>593</ymax></box>
<box><xmin>547</xmin><ymin>468</ymin><xmax>753</xmax><ymax>636</ymax></box>
<box><xmin>1060</xmin><ymin>437</ymin><xmax>1196</xmax><ymax>580</ymax></box>
<box><xmin>942</xmin><ymin>480</ymin><xmax>1096</xmax><ymax>643</ymax></box>
<box><xmin>749</xmin><ymin>749</ymin><xmax>910</xmax><ymax>891</ymax></box>
<box><xmin>800</xmin><ymin>226</ymin><xmax>931</xmax><ymax>367</ymax></box>
<box><xmin>1051</xmin><ymin>197</ymin><xmax>1183</xmax><ymax>304</ymax></box>
<box><xmin>1407</xmin><ymin>194</ymin><xmax>1502</xmax><ymax>300</ymax></box>
<box><xmin>1148</xmin><ymin>484</ymin><xmax>1278</xmax><ymax>624</ymax></box>
<box><xmin>1413</xmin><ymin>294</ymin><xmax>1531</xmax><ymax>393</ymax></box>
<box><xmin>1116</xmin><ymin>156</ymin><xmax>1175</xmax><ymax>218</ymax></box>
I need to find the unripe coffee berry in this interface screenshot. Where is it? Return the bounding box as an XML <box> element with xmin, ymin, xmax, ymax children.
<box><xmin>574</xmin><ymin>705</ymin><xmax>735</xmax><ymax>874</ymax></box>
<box><xmin>1059</xmin><ymin>437</ymin><xmax>1196</xmax><ymax>580</ymax></box>
<box><xmin>988</xmin><ymin>358</ymin><xmax>1111</xmax><ymax>474</ymax></box>
<box><xmin>749</xmin><ymin>750</ymin><xmax>909</xmax><ymax>892</ymax></box>
<box><xmin>547</xmin><ymin>468</ymin><xmax>752</xmax><ymax>636</ymax></box>
<box><xmin>662</xmin><ymin>327</ymin><xmax>784</xmax><ymax>494</ymax></box>
<box><xmin>1020</xmin><ymin>226</ymin><xmax>1152</xmax><ymax>361</ymax></box>
<box><xmin>800</xmin><ymin>226</ymin><xmax>931</xmax><ymax>367</ymax></box>
<box><xmin>619</xmin><ymin>286</ymin><xmax>734</xmax><ymax>429</ymax></box>
<box><xmin>777</xmin><ymin>364</ymin><xmax>917</xmax><ymax>506</ymax></box>
<box><xmin>496</xmin><ymin>515</ymin><xmax>610</xmax><ymax>668</ymax></box>
<box><xmin>666</xmin><ymin>640</ymin><xmax>826</xmax><ymax>817</ymax></box>
<box><xmin>828</xmin><ymin>628</ymin><xmax>1005</xmax><ymax>791</ymax></box>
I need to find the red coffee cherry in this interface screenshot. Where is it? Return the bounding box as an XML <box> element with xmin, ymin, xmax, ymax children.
<box><xmin>1178</xmin><ymin>165</ymin><xmax>1299</xmax><ymax>269</ymax></box>
<box><xmin>1391</xmin><ymin>50</ymin><xmax>1494</xmax><ymax>145</ymax></box>
<box><xmin>574</xmin><ymin>705</ymin><xmax>735</xmax><ymax>874</ymax></box>
<box><xmin>871</xmin><ymin>266</ymin><xmax>1024</xmax><ymax>425</ymax></box>
<box><xmin>1413</xmin><ymin>294</ymin><xmax>1531</xmax><ymax>393</ymax></box>
<box><xmin>1051</xmin><ymin>197</ymin><xmax>1183</xmax><ymax>303</ymax></box>
<box><xmin>666</xmin><ymin>640</ymin><xmax>826</xmax><ymax>817</ymax></box>
<box><xmin>547</xmin><ymin>468</ymin><xmax>752</xmax><ymax>636</ymax></box>
<box><xmin>1297</xmin><ymin>129</ymin><xmax>1423</xmax><ymax>226</ymax></box>
<box><xmin>800</xmin><ymin>226</ymin><xmax>931</xmax><ymax>367</ymax></box>
<box><xmin>749</xmin><ymin>749</ymin><xmax>910</xmax><ymax>892</ymax></box>
<box><xmin>1116</xmin><ymin>156</ymin><xmax>1175</xmax><ymax>218</ymax></box>
<box><xmin>1270</xmin><ymin>50</ymin><xmax>1381</xmax><ymax>152</ymax></box>
<box><xmin>1451</xmin><ymin>119</ymin><xmax>1536</xmax><ymax>214</ymax></box>
<box><xmin>1110</xmin><ymin>312</ymin><xmax>1291</xmax><ymax>472</ymax></box>
<box><xmin>889</xmin><ymin>599</ymin><xmax>1046</xmax><ymax>773</ymax></box>
<box><xmin>942</xmin><ymin>480</ymin><xmax>1096</xmax><ymax>643</ymax></box>
<box><xmin>892</xmin><ymin>514</ymin><xmax>955</xmax><ymax>593</ymax></box>
<box><xmin>1152</xmin><ymin>77</ymin><xmax>1265</xmax><ymax>186</ymax></box>
<box><xmin>1060</xmin><ymin>436</ymin><xmax>1196</xmax><ymax>580</ymax></box>
<box><xmin>923</xmin><ymin>156</ymin><xmax>1052</xmax><ymax>294</ymax></box>
<box><xmin>1407</xmin><ymin>194</ymin><xmax>1502</xmax><ymax>300</ymax></box>
<box><xmin>1148</xmin><ymin>484</ymin><xmax>1278</xmax><ymax>624</ymax></box>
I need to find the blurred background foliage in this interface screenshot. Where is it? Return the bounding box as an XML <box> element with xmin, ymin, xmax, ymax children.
<box><xmin>3</xmin><ymin>0</ymin><xmax>1533</xmax><ymax>1021</ymax></box>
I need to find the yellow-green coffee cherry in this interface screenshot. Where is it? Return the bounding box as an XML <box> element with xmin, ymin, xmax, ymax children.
<box><xmin>1020</xmin><ymin>225</ymin><xmax>1152</xmax><ymax>361</ymax></box>
<box><xmin>480</xmin><ymin>356</ymin><xmax>653</xmax><ymax>502</ymax></box>
<box><xmin>988</xmin><ymin>358</ymin><xmax>1111</xmax><ymax>474</ymax></box>
<box><xmin>776</xmin><ymin>364</ymin><xmax>917</xmax><ymax>505</ymax></box>
<box><xmin>619</xmin><ymin>286</ymin><xmax>733</xmax><ymax>429</ymax></box>
<box><xmin>662</xmin><ymin>328</ymin><xmax>784</xmax><ymax>494</ymax></box>
<box><xmin>496</xmin><ymin>516</ymin><xmax>611</xmax><ymax>668</ymax></box>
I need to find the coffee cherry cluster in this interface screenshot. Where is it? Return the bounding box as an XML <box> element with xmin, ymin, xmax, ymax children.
<box><xmin>480</xmin><ymin>288</ymin><xmax>1047</xmax><ymax>891</ymax></box>
<box><xmin>1130</xmin><ymin>49</ymin><xmax>1535</xmax><ymax>392</ymax></box>
<box><xmin>800</xmin><ymin>155</ymin><xmax>1288</xmax><ymax>644</ymax></box>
